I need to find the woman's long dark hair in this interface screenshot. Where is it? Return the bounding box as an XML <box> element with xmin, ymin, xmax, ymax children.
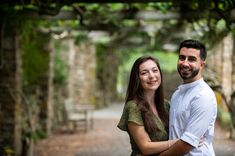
<box><xmin>125</xmin><ymin>56</ymin><xmax>168</xmax><ymax>133</ymax></box>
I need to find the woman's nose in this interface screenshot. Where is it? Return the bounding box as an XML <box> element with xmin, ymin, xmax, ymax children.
<box><xmin>148</xmin><ymin>71</ymin><xmax>154</xmax><ymax>78</ymax></box>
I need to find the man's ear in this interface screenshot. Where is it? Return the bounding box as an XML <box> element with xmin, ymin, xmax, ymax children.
<box><xmin>201</xmin><ymin>61</ymin><xmax>206</xmax><ymax>68</ymax></box>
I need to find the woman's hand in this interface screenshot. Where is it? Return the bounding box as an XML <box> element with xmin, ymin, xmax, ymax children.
<box><xmin>199</xmin><ymin>136</ymin><xmax>205</xmax><ymax>147</ymax></box>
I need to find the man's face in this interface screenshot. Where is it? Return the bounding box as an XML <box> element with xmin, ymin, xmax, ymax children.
<box><xmin>177</xmin><ymin>47</ymin><xmax>205</xmax><ymax>83</ymax></box>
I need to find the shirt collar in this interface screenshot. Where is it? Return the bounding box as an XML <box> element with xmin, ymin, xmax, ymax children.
<box><xmin>178</xmin><ymin>78</ymin><xmax>203</xmax><ymax>93</ymax></box>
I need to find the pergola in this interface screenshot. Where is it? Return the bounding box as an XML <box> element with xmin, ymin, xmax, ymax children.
<box><xmin>1</xmin><ymin>1</ymin><xmax>235</xmax><ymax>24</ymax></box>
<box><xmin>0</xmin><ymin>1</ymin><xmax>235</xmax><ymax>156</ymax></box>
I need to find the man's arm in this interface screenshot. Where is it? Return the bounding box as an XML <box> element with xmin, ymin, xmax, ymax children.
<box><xmin>159</xmin><ymin>139</ymin><xmax>193</xmax><ymax>156</ymax></box>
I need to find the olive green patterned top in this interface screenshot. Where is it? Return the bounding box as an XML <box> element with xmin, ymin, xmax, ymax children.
<box><xmin>117</xmin><ymin>100</ymin><xmax>169</xmax><ymax>156</ymax></box>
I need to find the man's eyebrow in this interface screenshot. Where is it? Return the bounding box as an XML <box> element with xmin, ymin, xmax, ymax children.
<box><xmin>188</xmin><ymin>56</ymin><xmax>197</xmax><ymax>59</ymax></box>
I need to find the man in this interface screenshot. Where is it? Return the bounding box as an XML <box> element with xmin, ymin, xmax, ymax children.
<box><xmin>159</xmin><ymin>39</ymin><xmax>217</xmax><ymax>156</ymax></box>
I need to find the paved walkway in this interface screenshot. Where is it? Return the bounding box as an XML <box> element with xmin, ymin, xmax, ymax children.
<box><xmin>34</xmin><ymin>103</ymin><xmax>235</xmax><ymax>156</ymax></box>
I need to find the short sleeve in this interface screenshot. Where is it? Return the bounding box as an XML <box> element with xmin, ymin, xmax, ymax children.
<box><xmin>181</xmin><ymin>91</ymin><xmax>217</xmax><ymax>147</ymax></box>
<box><xmin>117</xmin><ymin>101</ymin><xmax>144</xmax><ymax>131</ymax></box>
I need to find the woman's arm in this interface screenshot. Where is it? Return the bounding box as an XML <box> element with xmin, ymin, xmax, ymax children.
<box><xmin>128</xmin><ymin>122</ymin><xmax>178</xmax><ymax>155</ymax></box>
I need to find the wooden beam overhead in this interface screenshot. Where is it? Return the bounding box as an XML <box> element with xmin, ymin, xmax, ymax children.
<box><xmin>1</xmin><ymin>10</ymin><xmax>182</xmax><ymax>20</ymax></box>
<box><xmin>61</xmin><ymin>0</ymin><xmax>174</xmax><ymax>3</ymax></box>
<box><xmin>1</xmin><ymin>9</ymin><xmax>226</xmax><ymax>21</ymax></box>
<box><xmin>0</xmin><ymin>0</ymin><xmax>174</xmax><ymax>5</ymax></box>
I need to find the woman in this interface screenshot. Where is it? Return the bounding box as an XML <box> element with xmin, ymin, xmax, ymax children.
<box><xmin>117</xmin><ymin>56</ymin><xmax>178</xmax><ymax>156</ymax></box>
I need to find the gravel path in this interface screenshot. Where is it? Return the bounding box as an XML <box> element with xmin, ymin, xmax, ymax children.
<box><xmin>34</xmin><ymin>103</ymin><xmax>235</xmax><ymax>156</ymax></box>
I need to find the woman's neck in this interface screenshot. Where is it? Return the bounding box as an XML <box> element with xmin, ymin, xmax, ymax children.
<box><xmin>145</xmin><ymin>91</ymin><xmax>155</xmax><ymax>105</ymax></box>
<box><xmin>145</xmin><ymin>92</ymin><xmax>159</xmax><ymax>116</ymax></box>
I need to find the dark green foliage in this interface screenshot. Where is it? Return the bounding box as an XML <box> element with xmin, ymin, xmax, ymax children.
<box><xmin>23</xmin><ymin>129</ymin><xmax>47</xmax><ymax>142</ymax></box>
<box><xmin>74</xmin><ymin>32</ymin><xmax>89</xmax><ymax>45</ymax></box>
<box><xmin>21</xmin><ymin>21</ymin><xmax>50</xmax><ymax>86</ymax></box>
<box><xmin>53</xmin><ymin>40</ymin><xmax>68</xmax><ymax>85</ymax></box>
<box><xmin>96</xmin><ymin>43</ymin><xmax>107</xmax><ymax>82</ymax></box>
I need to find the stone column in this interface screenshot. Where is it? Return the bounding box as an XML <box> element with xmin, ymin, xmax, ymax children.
<box><xmin>0</xmin><ymin>20</ymin><xmax>22</xmax><ymax>156</ymax></box>
<box><xmin>100</xmin><ymin>47</ymin><xmax>119</xmax><ymax>106</ymax></box>
<box><xmin>230</xmin><ymin>36</ymin><xmax>235</xmax><ymax>139</ymax></box>
<box><xmin>208</xmin><ymin>33</ymin><xmax>235</xmax><ymax>139</ymax></box>
<box><xmin>67</xmin><ymin>37</ymin><xmax>76</xmax><ymax>99</ymax></box>
<box><xmin>37</xmin><ymin>32</ymin><xmax>54</xmax><ymax>136</ymax></box>
<box><xmin>221</xmin><ymin>34</ymin><xmax>233</xmax><ymax>102</ymax></box>
<box><xmin>207</xmin><ymin>33</ymin><xmax>233</xmax><ymax>102</ymax></box>
<box><xmin>232</xmin><ymin>39</ymin><xmax>235</xmax><ymax>95</ymax></box>
<box><xmin>73</xmin><ymin>41</ymin><xmax>97</xmax><ymax>105</ymax></box>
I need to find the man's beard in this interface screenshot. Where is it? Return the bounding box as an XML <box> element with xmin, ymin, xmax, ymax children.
<box><xmin>177</xmin><ymin>66</ymin><xmax>199</xmax><ymax>80</ymax></box>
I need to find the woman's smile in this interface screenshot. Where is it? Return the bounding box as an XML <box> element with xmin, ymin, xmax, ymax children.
<box><xmin>147</xmin><ymin>80</ymin><xmax>158</xmax><ymax>85</ymax></box>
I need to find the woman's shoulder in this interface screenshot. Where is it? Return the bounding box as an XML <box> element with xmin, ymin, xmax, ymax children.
<box><xmin>124</xmin><ymin>100</ymin><xmax>141</xmax><ymax>114</ymax></box>
<box><xmin>125</xmin><ymin>100</ymin><xmax>138</xmax><ymax>108</ymax></box>
<box><xmin>117</xmin><ymin>100</ymin><xmax>143</xmax><ymax>131</ymax></box>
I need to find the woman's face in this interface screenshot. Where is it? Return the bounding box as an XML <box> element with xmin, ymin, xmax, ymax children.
<box><xmin>139</xmin><ymin>59</ymin><xmax>161</xmax><ymax>92</ymax></box>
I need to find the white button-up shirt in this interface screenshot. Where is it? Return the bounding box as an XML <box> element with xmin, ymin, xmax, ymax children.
<box><xmin>169</xmin><ymin>78</ymin><xmax>217</xmax><ymax>156</ymax></box>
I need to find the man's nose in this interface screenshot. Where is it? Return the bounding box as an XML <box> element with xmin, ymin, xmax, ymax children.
<box><xmin>181</xmin><ymin>59</ymin><xmax>190</xmax><ymax>66</ymax></box>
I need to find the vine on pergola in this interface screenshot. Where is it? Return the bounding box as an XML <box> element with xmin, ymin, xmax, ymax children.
<box><xmin>1</xmin><ymin>1</ymin><xmax>235</xmax><ymax>31</ymax></box>
<box><xmin>1</xmin><ymin>1</ymin><xmax>235</xmax><ymax>67</ymax></box>
<box><xmin>1</xmin><ymin>1</ymin><xmax>235</xmax><ymax>89</ymax></box>
<box><xmin>1</xmin><ymin>1</ymin><xmax>235</xmax><ymax>84</ymax></box>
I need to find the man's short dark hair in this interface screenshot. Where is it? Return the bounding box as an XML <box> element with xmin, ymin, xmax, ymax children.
<box><xmin>179</xmin><ymin>39</ymin><xmax>207</xmax><ymax>61</ymax></box>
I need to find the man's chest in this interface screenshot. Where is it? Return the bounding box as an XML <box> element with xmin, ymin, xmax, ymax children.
<box><xmin>170</xmin><ymin>93</ymin><xmax>195</xmax><ymax>129</ymax></box>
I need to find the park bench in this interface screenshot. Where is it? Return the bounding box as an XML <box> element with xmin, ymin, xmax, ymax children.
<box><xmin>64</xmin><ymin>98</ymin><xmax>95</xmax><ymax>132</ymax></box>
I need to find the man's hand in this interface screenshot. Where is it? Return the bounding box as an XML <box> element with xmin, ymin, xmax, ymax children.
<box><xmin>159</xmin><ymin>139</ymin><xmax>193</xmax><ymax>156</ymax></box>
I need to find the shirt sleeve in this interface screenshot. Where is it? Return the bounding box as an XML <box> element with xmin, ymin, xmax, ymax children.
<box><xmin>117</xmin><ymin>101</ymin><xmax>144</xmax><ymax>131</ymax></box>
<box><xmin>180</xmin><ymin>91</ymin><xmax>217</xmax><ymax>147</ymax></box>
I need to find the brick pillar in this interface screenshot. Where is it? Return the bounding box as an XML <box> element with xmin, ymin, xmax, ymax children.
<box><xmin>0</xmin><ymin>20</ymin><xmax>22</xmax><ymax>156</ymax></box>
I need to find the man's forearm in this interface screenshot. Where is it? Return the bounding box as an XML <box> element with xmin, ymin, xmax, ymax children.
<box><xmin>159</xmin><ymin>139</ymin><xmax>193</xmax><ymax>156</ymax></box>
